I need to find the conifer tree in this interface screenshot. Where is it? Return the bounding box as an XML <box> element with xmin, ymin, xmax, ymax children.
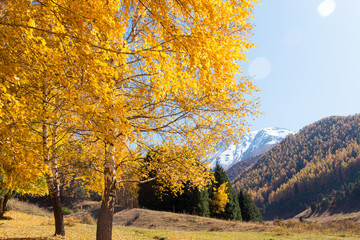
<box><xmin>225</xmin><ymin>186</ymin><xmax>242</xmax><ymax>220</ymax></box>
<box><xmin>138</xmin><ymin>180</ymin><xmax>211</xmax><ymax>216</ymax></box>
<box><xmin>210</xmin><ymin>163</ymin><xmax>242</xmax><ymax>220</ymax></box>
<box><xmin>193</xmin><ymin>188</ymin><xmax>211</xmax><ymax>217</ymax></box>
<box><xmin>238</xmin><ymin>190</ymin><xmax>263</xmax><ymax>222</ymax></box>
<box><xmin>138</xmin><ymin>152</ymin><xmax>210</xmax><ymax>217</ymax></box>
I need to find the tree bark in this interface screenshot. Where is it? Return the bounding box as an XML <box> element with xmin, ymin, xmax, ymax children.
<box><xmin>46</xmin><ymin>176</ymin><xmax>65</xmax><ymax>236</ymax></box>
<box><xmin>96</xmin><ymin>142</ymin><xmax>116</xmax><ymax>240</ymax></box>
<box><xmin>43</xmin><ymin>120</ymin><xmax>65</xmax><ymax>236</ymax></box>
<box><xmin>0</xmin><ymin>190</ymin><xmax>10</xmax><ymax>218</ymax></box>
<box><xmin>0</xmin><ymin>198</ymin><xmax>3</xmax><ymax>218</ymax></box>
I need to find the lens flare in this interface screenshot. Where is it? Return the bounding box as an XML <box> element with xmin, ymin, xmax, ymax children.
<box><xmin>249</xmin><ymin>57</ymin><xmax>272</xmax><ymax>80</ymax></box>
<box><xmin>318</xmin><ymin>0</ymin><xmax>336</xmax><ymax>17</ymax></box>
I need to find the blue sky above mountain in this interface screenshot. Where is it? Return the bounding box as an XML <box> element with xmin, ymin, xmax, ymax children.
<box><xmin>241</xmin><ymin>0</ymin><xmax>360</xmax><ymax>132</ymax></box>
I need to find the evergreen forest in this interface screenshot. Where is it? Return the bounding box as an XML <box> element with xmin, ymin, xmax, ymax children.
<box><xmin>138</xmin><ymin>162</ymin><xmax>262</xmax><ymax>222</ymax></box>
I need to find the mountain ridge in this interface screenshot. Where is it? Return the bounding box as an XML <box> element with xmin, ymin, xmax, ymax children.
<box><xmin>232</xmin><ymin>115</ymin><xmax>360</xmax><ymax>219</ymax></box>
<box><xmin>207</xmin><ymin>127</ymin><xmax>294</xmax><ymax>170</ymax></box>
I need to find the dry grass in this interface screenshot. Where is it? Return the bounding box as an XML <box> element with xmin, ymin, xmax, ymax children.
<box><xmin>295</xmin><ymin>207</ymin><xmax>360</xmax><ymax>224</ymax></box>
<box><xmin>2</xmin><ymin>210</ymin><xmax>360</xmax><ymax>240</ymax></box>
<box><xmin>7</xmin><ymin>199</ymin><xmax>51</xmax><ymax>217</ymax></box>
<box><xmin>113</xmin><ymin>208</ymin><xmax>269</xmax><ymax>232</ymax></box>
<box><xmin>273</xmin><ymin>218</ymin><xmax>360</xmax><ymax>236</ymax></box>
<box><xmin>81</xmin><ymin>213</ymin><xmax>96</xmax><ymax>225</ymax></box>
<box><xmin>1</xmin><ymin>210</ymin><xmax>360</xmax><ymax>240</ymax></box>
<box><xmin>1</xmin><ymin>200</ymin><xmax>360</xmax><ymax>240</ymax></box>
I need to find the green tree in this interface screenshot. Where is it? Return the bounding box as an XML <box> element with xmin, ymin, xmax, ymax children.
<box><xmin>138</xmin><ymin>180</ymin><xmax>210</xmax><ymax>217</ymax></box>
<box><xmin>225</xmin><ymin>186</ymin><xmax>242</xmax><ymax>220</ymax></box>
<box><xmin>193</xmin><ymin>188</ymin><xmax>211</xmax><ymax>217</ymax></box>
<box><xmin>310</xmin><ymin>202</ymin><xmax>317</xmax><ymax>213</ymax></box>
<box><xmin>238</xmin><ymin>190</ymin><xmax>263</xmax><ymax>222</ymax></box>
<box><xmin>138</xmin><ymin>152</ymin><xmax>210</xmax><ymax>217</ymax></box>
<box><xmin>210</xmin><ymin>163</ymin><xmax>242</xmax><ymax>220</ymax></box>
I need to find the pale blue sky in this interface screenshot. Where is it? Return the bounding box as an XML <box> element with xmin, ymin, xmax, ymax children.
<box><xmin>242</xmin><ymin>0</ymin><xmax>360</xmax><ymax>132</ymax></box>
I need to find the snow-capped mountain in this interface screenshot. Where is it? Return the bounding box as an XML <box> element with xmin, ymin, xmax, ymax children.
<box><xmin>207</xmin><ymin>127</ymin><xmax>294</xmax><ymax>170</ymax></box>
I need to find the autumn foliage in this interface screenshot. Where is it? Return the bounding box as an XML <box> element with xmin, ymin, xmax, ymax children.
<box><xmin>233</xmin><ymin>115</ymin><xmax>360</xmax><ymax>218</ymax></box>
<box><xmin>0</xmin><ymin>0</ymin><xmax>259</xmax><ymax>239</ymax></box>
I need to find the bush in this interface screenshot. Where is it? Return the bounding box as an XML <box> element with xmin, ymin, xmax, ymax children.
<box><xmin>81</xmin><ymin>213</ymin><xmax>95</xmax><ymax>225</ymax></box>
<box><xmin>285</xmin><ymin>220</ymin><xmax>297</xmax><ymax>228</ymax></box>
<box><xmin>61</xmin><ymin>206</ymin><xmax>73</xmax><ymax>215</ymax></box>
<box><xmin>273</xmin><ymin>218</ymin><xmax>285</xmax><ymax>227</ymax></box>
<box><xmin>64</xmin><ymin>216</ymin><xmax>80</xmax><ymax>227</ymax></box>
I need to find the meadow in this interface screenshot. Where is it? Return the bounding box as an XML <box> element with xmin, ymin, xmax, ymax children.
<box><xmin>1</xmin><ymin>200</ymin><xmax>359</xmax><ymax>240</ymax></box>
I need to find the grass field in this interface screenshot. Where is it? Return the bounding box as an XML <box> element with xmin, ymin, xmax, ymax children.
<box><xmin>1</xmin><ymin>200</ymin><xmax>359</xmax><ymax>240</ymax></box>
<box><xmin>2</xmin><ymin>211</ymin><xmax>359</xmax><ymax>240</ymax></box>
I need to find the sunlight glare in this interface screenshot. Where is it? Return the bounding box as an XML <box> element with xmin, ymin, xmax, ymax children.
<box><xmin>249</xmin><ymin>57</ymin><xmax>271</xmax><ymax>80</ymax></box>
<box><xmin>318</xmin><ymin>0</ymin><xmax>336</xmax><ymax>17</ymax></box>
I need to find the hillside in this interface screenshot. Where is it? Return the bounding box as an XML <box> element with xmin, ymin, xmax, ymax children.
<box><xmin>3</xmin><ymin>199</ymin><xmax>360</xmax><ymax>240</ymax></box>
<box><xmin>2</xmin><ymin>199</ymin><xmax>274</xmax><ymax>240</ymax></box>
<box><xmin>232</xmin><ymin>115</ymin><xmax>360</xmax><ymax>219</ymax></box>
<box><xmin>226</xmin><ymin>155</ymin><xmax>261</xmax><ymax>181</ymax></box>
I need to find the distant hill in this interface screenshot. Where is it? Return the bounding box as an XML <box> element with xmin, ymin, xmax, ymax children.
<box><xmin>232</xmin><ymin>115</ymin><xmax>360</xmax><ymax>219</ymax></box>
<box><xmin>226</xmin><ymin>155</ymin><xmax>261</xmax><ymax>181</ymax></box>
<box><xmin>207</xmin><ymin>127</ymin><xmax>293</xmax><ymax>170</ymax></box>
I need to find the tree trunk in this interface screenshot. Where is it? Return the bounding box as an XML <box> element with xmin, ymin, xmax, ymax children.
<box><xmin>96</xmin><ymin>142</ymin><xmax>116</xmax><ymax>240</ymax></box>
<box><xmin>0</xmin><ymin>198</ymin><xmax>3</xmax><ymax>218</ymax></box>
<box><xmin>43</xmin><ymin>120</ymin><xmax>65</xmax><ymax>236</ymax></box>
<box><xmin>50</xmin><ymin>126</ymin><xmax>65</xmax><ymax>236</ymax></box>
<box><xmin>0</xmin><ymin>190</ymin><xmax>10</xmax><ymax>218</ymax></box>
<box><xmin>46</xmin><ymin>176</ymin><xmax>65</xmax><ymax>236</ymax></box>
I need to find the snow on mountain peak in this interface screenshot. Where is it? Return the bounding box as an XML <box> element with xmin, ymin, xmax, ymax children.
<box><xmin>206</xmin><ymin>127</ymin><xmax>294</xmax><ymax>170</ymax></box>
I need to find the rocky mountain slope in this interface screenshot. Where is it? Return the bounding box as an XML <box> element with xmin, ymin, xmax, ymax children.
<box><xmin>207</xmin><ymin>127</ymin><xmax>294</xmax><ymax>170</ymax></box>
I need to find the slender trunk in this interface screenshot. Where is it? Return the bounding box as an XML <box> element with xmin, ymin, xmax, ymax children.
<box><xmin>2</xmin><ymin>191</ymin><xmax>9</xmax><ymax>215</ymax></box>
<box><xmin>0</xmin><ymin>190</ymin><xmax>10</xmax><ymax>218</ymax></box>
<box><xmin>0</xmin><ymin>194</ymin><xmax>6</xmax><ymax>218</ymax></box>
<box><xmin>0</xmin><ymin>198</ymin><xmax>3</xmax><ymax>218</ymax></box>
<box><xmin>51</xmin><ymin>126</ymin><xmax>65</xmax><ymax>236</ymax></box>
<box><xmin>43</xmin><ymin>121</ymin><xmax>65</xmax><ymax>236</ymax></box>
<box><xmin>96</xmin><ymin>142</ymin><xmax>116</xmax><ymax>240</ymax></box>
<box><xmin>46</xmin><ymin>177</ymin><xmax>65</xmax><ymax>236</ymax></box>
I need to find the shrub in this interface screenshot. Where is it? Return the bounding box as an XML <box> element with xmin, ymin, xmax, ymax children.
<box><xmin>64</xmin><ymin>216</ymin><xmax>80</xmax><ymax>227</ymax></box>
<box><xmin>273</xmin><ymin>218</ymin><xmax>285</xmax><ymax>227</ymax></box>
<box><xmin>61</xmin><ymin>206</ymin><xmax>73</xmax><ymax>215</ymax></box>
<box><xmin>81</xmin><ymin>213</ymin><xmax>95</xmax><ymax>225</ymax></box>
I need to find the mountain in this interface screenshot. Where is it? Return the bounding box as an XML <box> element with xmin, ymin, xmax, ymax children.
<box><xmin>207</xmin><ymin>127</ymin><xmax>294</xmax><ymax>170</ymax></box>
<box><xmin>226</xmin><ymin>155</ymin><xmax>262</xmax><ymax>181</ymax></box>
<box><xmin>232</xmin><ymin>115</ymin><xmax>360</xmax><ymax>219</ymax></box>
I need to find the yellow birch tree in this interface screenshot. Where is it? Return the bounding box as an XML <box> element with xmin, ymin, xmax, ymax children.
<box><xmin>0</xmin><ymin>0</ymin><xmax>85</xmax><ymax>234</ymax></box>
<box><xmin>0</xmin><ymin>83</ymin><xmax>47</xmax><ymax>218</ymax></box>
<box><xmin>210</xmin><ymin>183</ymin><xmax>229</xmax><ymax>214</ymax></box>
<box><xmin>0</xmin><ymin>0</ymin><xmax>259</xmax><ymax>239</ymax></box>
